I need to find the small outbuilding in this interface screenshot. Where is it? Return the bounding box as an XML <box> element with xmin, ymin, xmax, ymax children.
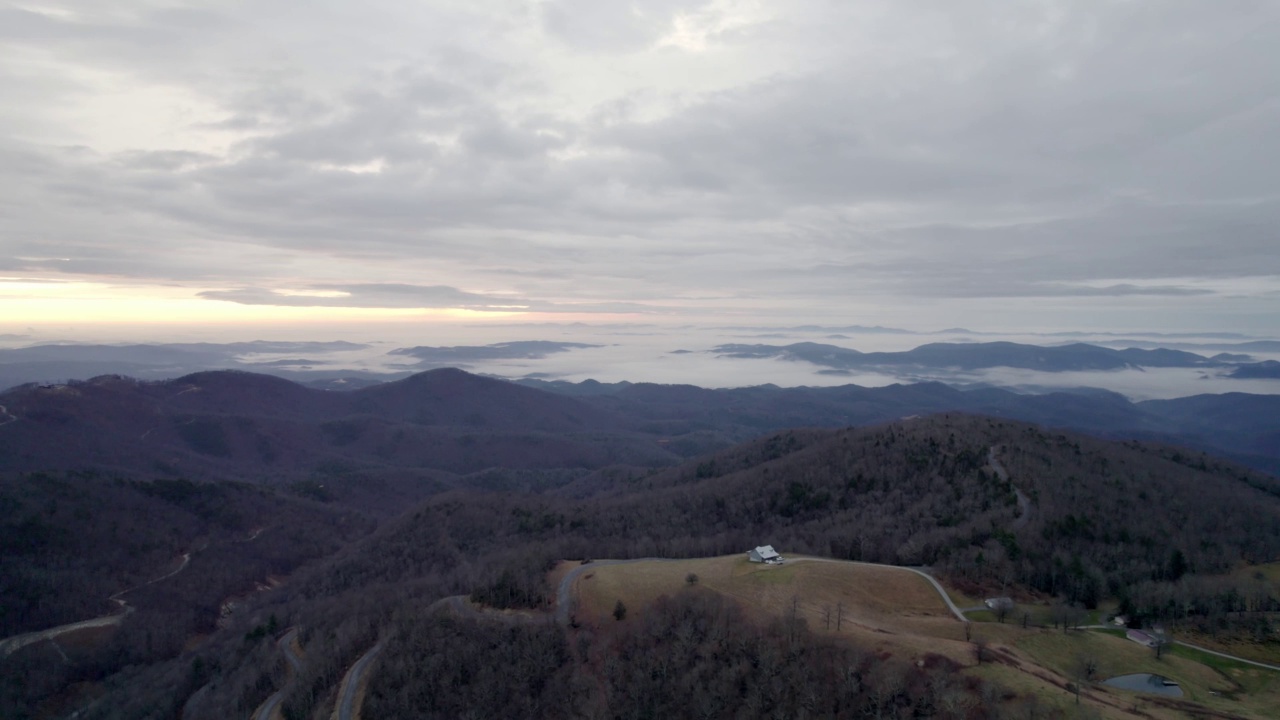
<box><xmin>1126</xmin><ymin>630</ymin><xmax>1159</xmax><ymax>648</ymax></box>
<box><xmin>748</xmin><ymin>545</ymin><xmax>783</xmax><ymax>564</ymax></box>
<box><xmin>984</xmin><ymin>597</ymin><xmax>1015</xmax><ymax>611</ymax></box>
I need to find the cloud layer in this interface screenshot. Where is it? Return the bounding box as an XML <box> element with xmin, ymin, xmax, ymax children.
<box><xmin>2</xmin><ymin>1</ymin><xmax>1279</xmax><ymax>332</ymax></box>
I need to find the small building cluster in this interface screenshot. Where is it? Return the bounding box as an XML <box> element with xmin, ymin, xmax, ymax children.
<box><xmin>748</xmin><ymin>545</ymin><xmax>784</xmax><ymax>564</ymax></box>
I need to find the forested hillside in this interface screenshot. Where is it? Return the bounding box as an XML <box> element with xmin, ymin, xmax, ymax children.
<box><xmin>0</xmin><ymin>371</ymin><xmax>675</xmax><ymax>514</ymax></box>
<box><xmin>11</xmin><ymin>415</ymin><xmax>1269</xmax><ymax>718</ymax></box>
<box><xmin>4</xmin><ymin>369</ymin><xmax>1280</xmax><ymax>494</ymax></box>
<box><xmin>366</xmin><ymin>590</ymin><xmax>993</xmax><ymax>719</ymax></box>
<box><xmin>0</xmin><ymin>471</ymin><xmax>373</xmax><ymax>716</ymax></box>
<box><xmin>3</xmin><ymin>369</ymin><xmax>1279</xmax><ymax>718</ymax></box>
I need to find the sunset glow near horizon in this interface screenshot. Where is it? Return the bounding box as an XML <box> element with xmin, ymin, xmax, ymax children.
<box><xmin>0</xmin><ymin>279</ymin><xmax>541</xmax><ymax>326</ymax></box>
<box><xmin>2</xmin><ymin>2</ymin><xmax>1279</xmax><ymax>342</ymax></box>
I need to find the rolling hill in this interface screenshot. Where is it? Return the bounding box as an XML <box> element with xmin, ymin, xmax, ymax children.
<box><xmin>172</xmin><ymin>415</ymin><xmax>1280</xmax><ymax>719</ymax></box>
<box><xmin>0</xmin><ymin>370</ymin><xmax>672</xmax><ymax>500</ymax></box>
<box><xmin>523</xmin><ymin>375</ymin><xmax>1280</xmax><ymax>473</ymax></box>
<box><xmin>3</xmin><ymin>369</ymin><xmax>1280</xmax><ymax>718</ymax></box>
<box><xmin>712</xmin><ymin>340</ymin><xmax>1230</xmax><ymax>372</ymax></box>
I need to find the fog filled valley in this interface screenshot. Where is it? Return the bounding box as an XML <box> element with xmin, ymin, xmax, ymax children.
<box><xmin>2</xmin><ymin>363</ymin><xmax>1279</xmax><ymax>719</ymax></box>
<box><xmin>4</xmin><ymin>327</ymin><xmax>1280</xmax><ymax>401</ymax></box>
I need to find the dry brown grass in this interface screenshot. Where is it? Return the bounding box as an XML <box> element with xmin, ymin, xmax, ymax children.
<box><xmin>570</xmin><ymin>555</ymin><xmax>1280</xmax><ymax>719</ymax></box>
<box><xmin>1234</xmin><ymin>560</ymin><xmax>1280</xmax><ymax>584</ymax></box>
<box><xmin>576</xmin><ymin>555</ymin><xmax>979</xmax><ymax>662</ymax></box>
<box><xmin>575</xmin><ymin>556</ymin><xmax>731</xmax><ymax>621</ymax></box>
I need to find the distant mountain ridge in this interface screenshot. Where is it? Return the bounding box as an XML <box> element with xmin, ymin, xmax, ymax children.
<box><xmin>2</xmin><ymin>366</ymin><xmax>1275</xmax><ymax>490</ymax></box>
<box><xmin>389</xmin><ymin>340</ymin><xmax>600</xmax><ymax>367</ymax></box>
<box><xmin>712</xmin><ymin>340</ymin><xmax>1239</xmax><ymax>372</ymax></box>
<box><xmin>520</xmin><ymin>374</ymin><xmax>1280</xmax><ymax>474</ymax></box>
<box><xmin>0</xmin><ymin>340</ymin><xmax>398</xmax><ymax>391</ymax></box>
<box><xmin>1229</xmin><ymin>360</ymin><xmax>1280</xmax><ymax>379</ymax></box>
<box><xmin>0</xmin><ymin>369</ymin><xmax>666</xmax><ymax>508</ymax></box>
<box><xmin>4</xmin><ymin>338</ymin><xmax>1275</xmax><ymax>394</ymax></box>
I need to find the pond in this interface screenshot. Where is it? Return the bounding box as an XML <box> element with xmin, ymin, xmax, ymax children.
<box><xmin>1102</xmin><ymin>673</ymin><xmax>1184</xmax><ymax>697</ymax></box>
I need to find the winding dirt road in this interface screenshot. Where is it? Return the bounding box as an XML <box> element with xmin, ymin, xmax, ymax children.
<box><xmin>0</xmin><ymin>614</ymin><xmax>123</xmax><ymax>658</ymax></box>
<box><xmin>988</xmin><ymin>446</ymin><xmax>1032</xmax><ymax>529</ymax></box>
<box><xmin>332</xmin><ymin>641</ymin><xmax>385</xmax><ymax>720</ymax></box>
<box><xmin>251</xmin><ymin>628</ymin><xmax>302</xmax><ymax>720</ymax></box>
<box><xmin>0</xmin><ymin>552</ymin><xmax>191</xmax><ymax>658</ymax></box>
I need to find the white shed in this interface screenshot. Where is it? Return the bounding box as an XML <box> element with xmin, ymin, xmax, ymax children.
<box><xmin>748</xmin><ymin>545</ymin><xmax>783</xmax><ymax>564</ymax></box>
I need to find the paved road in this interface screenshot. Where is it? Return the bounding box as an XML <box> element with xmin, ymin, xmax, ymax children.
<box><xmin>0</xmin><ymin>614</ymin><xmax>125</xmax><ymax>658</ymax></box>
<box><xmin>252</xmin><ymin>688</ymin><xmax>284</xmax><ymax>720</ymax></box>
<box><xmin>141</xmin><ymin>552</ymin><xmax>191</xmax><ymax>587</ymax></box>
<box><xmin>0</xmin><ymin>552</ymin><xmax>190</xmax><ymax>658</ymax></box>
<box><xmin>251</xmin><ymin>628</ymin><xmax>302</xmax><ymax>720</ymax></box>
<box><xmin>333</xmin><ymin>641</ymin><xmax>385</xmax><ymax>720</ymax></box>
<box><xmin>280</xmin><ymin>628</ymin><xmax>303</xmax><ymax>672</ymax></box>
<box><xmin>988</xmin><ymin>446</ymin><xmax>1031</xmax><ymax>529</ymax></box>
<box><xmin>1173</xmin><ymin>640</ymin><xmax>1280</xmax><ymax>672</ymax></box>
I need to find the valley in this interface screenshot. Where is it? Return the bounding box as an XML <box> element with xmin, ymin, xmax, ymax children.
<box><xmin>0</xmin><ymin>368</ymin><xmax>1277</xmax><ymax>718</ymax></box>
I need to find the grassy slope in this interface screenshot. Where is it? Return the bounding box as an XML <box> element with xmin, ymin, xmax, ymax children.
<box><xmin>572</xmin><ymin>555</ymin><xmax>1280</xmax><ymax>720</ymax></box>
<box><xmin>1166</xmin><ymin>561</ymin><xmax>1280</xmax><ymax>666</ymax></box>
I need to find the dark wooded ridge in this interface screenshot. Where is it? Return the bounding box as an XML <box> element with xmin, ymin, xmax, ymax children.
<box><xmin>1</xmin><ymin>371</ymin><xmax>1278</xmax><ymax>718</ymax></box>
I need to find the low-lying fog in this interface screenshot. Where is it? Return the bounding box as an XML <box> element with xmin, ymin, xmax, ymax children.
<box><xmin>1</xmin><ymin>322</ymin><xmax>1276</xmax><ymax>401</ymax></box>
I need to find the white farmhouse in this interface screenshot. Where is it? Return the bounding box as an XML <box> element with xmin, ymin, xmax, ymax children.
<box><xmin>748</xmin><ymin>545</ymin><xmax>783</xmax><ymax>564</ymax></box>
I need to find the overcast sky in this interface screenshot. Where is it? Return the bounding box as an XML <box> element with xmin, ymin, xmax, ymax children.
<box><xmin>2</xmin><ymin>0</ymin><xmax>1278</xmax><ymax>337</ymax></box>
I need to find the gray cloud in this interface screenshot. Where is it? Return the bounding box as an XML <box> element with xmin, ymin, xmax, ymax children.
<box><xmin>945</xmin><ymin>283</ymin><xmax>1214</xmax><ymax>299</ymax></box>
<box><xmin>199</xmin><ymin>284</ymin><xmax>518</xmax><ymax>310</ymax></box>
<box><xmin>2</xmin><ymin>1</ymin><xmax>1279</xmax><ymax>333</ymax></box>
<box><xmin>198</xmin><ymin>283</ymin><xmax>674</xmax><ymax>315</ymax></box>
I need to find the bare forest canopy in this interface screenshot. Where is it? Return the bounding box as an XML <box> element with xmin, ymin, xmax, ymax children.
<box><xmin>1</xmin><ymin>368</ymin><xmax>1279</xmax><ymax>718</ymax></box>
<box><xmin>1</xmin><ymin>368</ymin><xmax>1279</xmax><ymax>491</ymax></box>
